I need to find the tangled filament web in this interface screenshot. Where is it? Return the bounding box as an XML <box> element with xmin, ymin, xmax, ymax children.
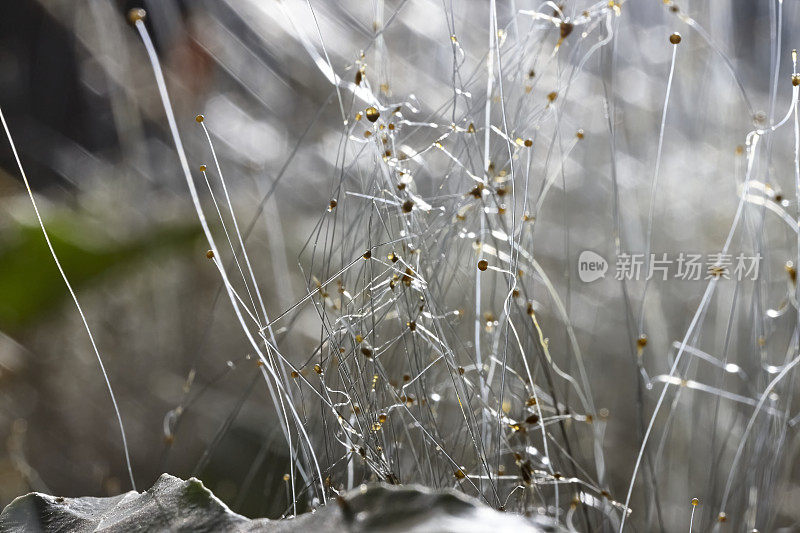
<box><xmin>135</xmin><ymin>0</ymin><xmax>800</xmax><ymax>530</ymax></box>
<box><xmin>7</xmin><ymin>0</ymin><xmax>800</xmax><ymax>531</ymax></box>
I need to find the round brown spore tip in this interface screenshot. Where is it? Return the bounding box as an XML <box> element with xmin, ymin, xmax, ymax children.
<box><xmin>195</xmin><ymin>114</ymin><xmax>205</xmax><ymax>123</ymax></box>
<box><xmin>669</xmin><ymin>32</ymin><xmax>681</xmax><ymax>45</ymax></box>
<box><xmin>691</xmin><ymin>498</ymin><xmax>699</xmax><ymax>506</ymax></box>
<box><xmin>206</xmin><ymin>249</ymin><xmax>214</xmax><ymax>259</ymax></box>
<box><xmin>365</xmin><ymin>106</ymin><xmax>380</xmax><ymax>123</ymax></box>
<box><xmin>636</xmin><ymin>334</ymin><xmax>647</xmax><ymax>349</ymax></box>
<box><xmin>127</xmin><ymin>7</ymin><xmax>146</xmax><ymax>24</ymax></box>
<box><xmin>792</xmin><ymin>74</ymin><xmax>800</xmax><ymax>87</ymax></box>
<box><xmin>477</xmin><ymin>259</ymin><xmax>488</xmax><ymax>271</ymax></box>
<box><xmin>199</xmin><ymin>164</ymin><xmax>207</xmax><ymax>172</ymax></box>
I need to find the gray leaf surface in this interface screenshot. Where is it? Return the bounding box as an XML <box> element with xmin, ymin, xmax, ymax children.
<box><xmin>1</xmin><ymin>474</ymin><xmax>555</xmax><ymax>532</ymax></box>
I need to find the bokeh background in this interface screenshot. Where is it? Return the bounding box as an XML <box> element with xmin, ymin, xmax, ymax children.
<box><xmin>1</xmin><ymin>0</ymin><xmax>800</xmax><ymax>530</ymax></box>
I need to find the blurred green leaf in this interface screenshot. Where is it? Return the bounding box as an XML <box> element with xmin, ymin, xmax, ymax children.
<box><xmin>0</xmin><ymin>217</ymin><xmax>201</xmax><ymax>332</ymax></box>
